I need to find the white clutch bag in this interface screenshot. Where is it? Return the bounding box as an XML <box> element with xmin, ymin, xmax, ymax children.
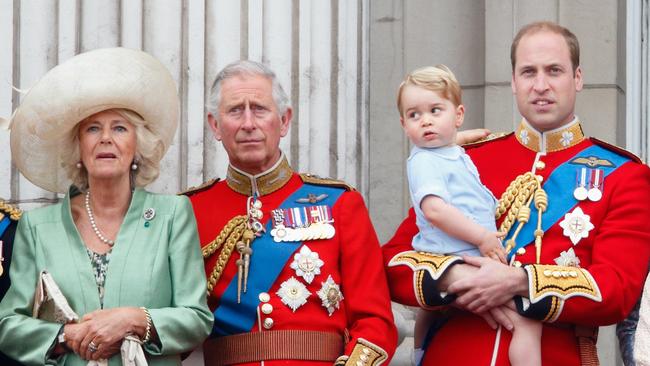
<box><xmin>32</xmin><ymin>270</ymin><xmax>79</xmax><ymax>323</ymax></box>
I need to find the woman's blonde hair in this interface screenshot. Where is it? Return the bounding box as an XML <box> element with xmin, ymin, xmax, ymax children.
<box><xmin>397</xmin><ymin>64</ymin><xmax>462</xmax><ymax>115</ymax></box>
<box><xmin>61</xmin><ymin>108</ymin><xmax>165</xmax><ymax>191</ymax></box>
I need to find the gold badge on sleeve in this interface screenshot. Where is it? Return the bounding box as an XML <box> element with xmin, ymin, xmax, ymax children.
<box><xmin>525</xmin><ymin>264</ymin><xmax>602</xmax><ymax>303</ymax></box>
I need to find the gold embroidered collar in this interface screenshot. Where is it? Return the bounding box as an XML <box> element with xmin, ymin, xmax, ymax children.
<box><xmin>515</xmin><ymin>118</ymin><xmax>585</xmax><ymax>153</ymax></box>
<box><xmin>226</xmin><ymin>153</ymin><xmax>293</xmax><ymax>196</ymax></box>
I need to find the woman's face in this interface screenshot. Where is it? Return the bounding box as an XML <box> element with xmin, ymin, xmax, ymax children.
<box><xmin>78</xmin><ymin>110</ymin><xmax>137</xmax><ymax>184</ymax></box>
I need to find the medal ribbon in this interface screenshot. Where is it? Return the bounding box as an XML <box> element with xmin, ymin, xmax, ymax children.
<box><xmin>505</xmin><ymin>144</ymin><xmax>631</xmax><ymax>260</ymax></box>
<box><xmin>0</xmin><ymin>216</ymin><xmax>10</xmax><ymax>238</ymax></box>
<box><xmin>212</xmin><ymin>183</ymin><xmax>345</xmax><ymax>337</ymax></box>
<box><xmin>275</xmin><ymin>205</ymin><xmax>332</xmax><ymax>229</ymax></box>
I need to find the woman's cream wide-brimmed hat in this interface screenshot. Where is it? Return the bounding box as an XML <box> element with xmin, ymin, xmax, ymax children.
<box><xmin>5</xmin><ymin>47</ymin><xmax>179</xmax><ymax>193</ymax></box>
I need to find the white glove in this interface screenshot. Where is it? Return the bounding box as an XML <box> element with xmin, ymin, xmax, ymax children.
<box><xmin>85</xmin><ymin>335</ymin><xmax>148</xmax><ymax>366</ymax></box>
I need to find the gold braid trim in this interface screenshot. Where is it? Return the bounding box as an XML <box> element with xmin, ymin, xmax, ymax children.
<box><xmin>343</xmin><ymin>338</ymin><xmax>388</xmax><ymax>366</ymax></box>
<box><xmin>0</xmin><ymin>199</ymin><xmax>22</xmax><ymax>221</ymax></box>
<box><xmin>388</xmin><ymin>251</ymin><xmax>462</xmax><ymax>280</ymax></box>
<box><xmin>202</xmin><ymin>215</ymin><xmax>247</xmax><ymax>258</ymax></box>
<box><xmin>542</xmin><ymin>296</ymin><xmax>564</xmax><ymax>323</ymax></box>
<box><xmin>204</xmin><ymin>215</ymin><xmax>247</xmax><ymax>293</ymax></box>
<box><xmin>495</xmin><ymin>172</ymin><xmax>538</xmax><ymax>233</ymax></box>
<box><xmin>525</xmin><ymin>264</ymin><xmax>602</xmax><ymax>303</ymax></box>
<box><xmin>495</xmin><ymin>172</ymin><xmax>547</xmax><ymax>260</ymax></box>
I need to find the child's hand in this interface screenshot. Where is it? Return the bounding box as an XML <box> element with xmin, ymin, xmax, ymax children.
<box><xmin>478</xmin><ymin>230</ymin><xmax>507</xmax><ymax>264</ymax></box>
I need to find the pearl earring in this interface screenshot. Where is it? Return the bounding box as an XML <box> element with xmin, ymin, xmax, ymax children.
<box><xmin>131</xmin><ymin>162</ymin><xmax>138</xmax><ymax>171</ymax></box>
<box><xmin>76</xmin><ymin>162</ymin><xmax>82</xmax><ymax>169</ymax></box>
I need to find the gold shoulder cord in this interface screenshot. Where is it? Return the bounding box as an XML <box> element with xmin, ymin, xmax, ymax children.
<box><xmin>0</xmin><ymin>200</ymin><xmax>22</xmax><ymax>221</ymax></box>
<box><xmin>203</xmin><ymin>215</ymin><xmax>252</xmax><ymax>294</ymax></box>
<box><xmin>495</xmin><ymin>172</ymin><xmax>548</xmax><ymax>263</ymax></box>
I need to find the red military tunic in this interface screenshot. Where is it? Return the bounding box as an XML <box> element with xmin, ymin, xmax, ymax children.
<box><xmin>0</xmin><ymin>200</ymin><xmax>23</xmax><ymax>366</ymax></box>
<box><xmin>185</xmin><ymin>156</ymin><xmax>396</xmax><ymax>366</ymax></box>
<box><xmin>383</xmin><ymin>120</ymin><xmax>650</xmax><ymax>365</ymax></box>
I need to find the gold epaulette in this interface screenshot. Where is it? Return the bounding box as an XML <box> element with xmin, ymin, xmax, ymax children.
<box><xmin>462</xmin><ymin>131</ymin><xmax>511</xmax><ymax>148</ymax></box>
<box><xmin>0</xmin><ymin>199</ymin><xmax>22</xmax><ymax>221</ymax></box>
<box><xmin>590</xmin><ymin>137</ymin><xmax>645</xmax><ymax>164</ymax></box>
<box><xmin>178</xmin><ymin>178</ymin><xmax>220</xmax><ymax>197</ymax></box>
<box><xmin>299</xmin><ymin>173</ymin><xmax>355</xmax><ymax>191</ymax></box>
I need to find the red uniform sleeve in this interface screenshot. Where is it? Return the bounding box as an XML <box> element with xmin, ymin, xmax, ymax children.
<box><xmin>382</xmin><ymin>208</ymin><xmax>462</xmax><ymax>309</ymax></box>
<box><xmin>517</xmin><ymin>163</ymin><xmax>650</xmax><ymax>325</ymax></box>
<box><xmin>334</xmin><ymin>191</ymin><xmax>397</xmax><ymax>364</ymax></box>
<box><xmin>381</xmin><ymin>208</ymin><xmax>421</xmax><ymax>306</ymax></box>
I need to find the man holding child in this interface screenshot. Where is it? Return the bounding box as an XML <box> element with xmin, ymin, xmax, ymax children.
<box><xmin>384</xmin><ymin>21</ymin><xmax>650</xmax><ymax>365</ymax></box>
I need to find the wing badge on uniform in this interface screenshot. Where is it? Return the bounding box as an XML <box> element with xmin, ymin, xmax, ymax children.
<box><xmin>569</xmin><ymin>156</ymin><xmax>615</xmax><ymax>168</ymax></box>
<box><xmin>295</xmin><ymin>193</ymin><xmax>328</xmax><ymax>204</ymax></box>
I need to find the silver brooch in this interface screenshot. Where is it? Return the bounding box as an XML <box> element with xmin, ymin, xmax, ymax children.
<box><xmin>276</xmin><ymin>277</ymin><xmax>311</xmax><ymax>312</ymax></box>
<box><xmin>290</xmin><ymin>245</ymin><xmax>324</xmax><ymax>284</ymax></box>
<box><xmin>559</xmin><ymin>207</ymin><xmax>594</xmax><ymax>245</ymax></box>
<box><xmin>554</xmin><ymin>247</ymin><xmax>581</xmax><ymax>267</ymax></box>
<box><xmin>317</xmin><ymin>275</ymin><xmax>343</xmax><ymax>316</ymax></box>
<box><xmin>143</xmin><ymin>208</ymin><xmax>155</xmax><ymax>221</ymax></box>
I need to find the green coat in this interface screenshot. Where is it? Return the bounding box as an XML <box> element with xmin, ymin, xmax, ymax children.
<box><xmin>0</xmin><ymin>188</ymin><xmax>213</xmax><ymax>365</ymax></box>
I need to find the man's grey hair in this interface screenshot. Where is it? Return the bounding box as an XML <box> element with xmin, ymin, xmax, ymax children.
<box><xmin>206</xmin><ymin>60</ymin><xmax>290</xmax><ymax>117</ymax></box>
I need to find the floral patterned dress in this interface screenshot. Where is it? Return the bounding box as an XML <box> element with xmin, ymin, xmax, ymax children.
<box><xmin>86</xmin><ymin>249</ymin><xmax>111</xmax><ymax>308</ymax></box>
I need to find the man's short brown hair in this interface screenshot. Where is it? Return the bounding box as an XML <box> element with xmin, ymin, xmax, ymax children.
<box><xmin>510</xmin><ymin>21</ymin><xmax>580</xmax><ymax>73</ymax></box>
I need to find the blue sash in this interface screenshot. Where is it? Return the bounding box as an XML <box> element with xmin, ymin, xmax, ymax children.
<box><xmin>0</xmin><ymin>216</ymin><xmax>10</xmax><ymax>238</ymax></box>
<box><xmin>212</xmin><ymin>183</ymin><xmax>345</xmax><ymax>336</ymax></box>
<box><xmin>505</xmin><ymin>144</ymin><xmax>631</xmax><ymax>260</ymax></box>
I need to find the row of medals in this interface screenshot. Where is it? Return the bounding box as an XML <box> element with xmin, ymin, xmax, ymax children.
<box><xmin>272</xmin><ymin>222</ymin><xmax>335</xmax><ymax>242</ymax></box>
<box><xmin>271</xmin><ymin>204</ymin><xmax>335</xmax><ymax>242</ymax></box>
<box><xmin>236</xmin><ymin>197</ymin><xmax>334</xmax><ymax>302</ymax></box>
<box><xmin>573</xmin><ymin>167</ymin><xmax>603</xmax><ymax>202</ymax></box>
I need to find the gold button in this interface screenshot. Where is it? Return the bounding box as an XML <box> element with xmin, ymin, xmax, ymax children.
<box><xmin>258</xmin><ymin>292</ymin><xmax>270</xmax><ymax>303</ymax></box>
<box><xmin>535</xmin><ymin>160</ymin><xmax>546</xmax><ymax>170</ymax></box>
<box><xmin>513</xmin><ymin>261</ymin><xmax>522</xmax><ymax>268</ymax></box>
<box><xmin>516</xmin><ymin>247</ymin><xmax>526</xmax><ymax>255</ymax></box>
<box><xmin>263</xmin><ymin>318</ymin><xmax>274</xmax><ymax>329</ymax></box>
<box><xmin>261</xmin><ymin>303</ymin><xmax>273</xmax><ymax>314</ymax></box>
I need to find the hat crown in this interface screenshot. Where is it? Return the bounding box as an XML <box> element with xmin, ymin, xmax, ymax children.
<box><xmin>9</xmin><ymin>47</ymin><xmax>179</xmax><ymax>193</ymax></box>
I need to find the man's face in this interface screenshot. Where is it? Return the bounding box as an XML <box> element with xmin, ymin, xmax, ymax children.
<box><xmin>208</xmin><ymin>74</ymin><xmax>291</xmax><ymax>175</ymax></box>
<box><xmin>511</xmin><ymin>30</ymin><xmax>583</xmax><ymax>132</ymax></box>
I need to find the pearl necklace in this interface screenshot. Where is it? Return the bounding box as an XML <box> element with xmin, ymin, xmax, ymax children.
<box><xmin>84</xmin><ymin>191</ymin><xmax>115</xmax><ymax>246</ymax></box>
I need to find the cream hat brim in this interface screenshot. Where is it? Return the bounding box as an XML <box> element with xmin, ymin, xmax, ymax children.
<box><xmin>9</xmin><ymin>47</ymin><xmax>179</xmax><ymax>193</ymax></box>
